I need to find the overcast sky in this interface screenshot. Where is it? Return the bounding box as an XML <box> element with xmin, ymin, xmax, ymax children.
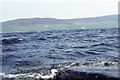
<box><xmin>1</xmin><ymin>0</ymin><xmax>119</xmax><ymax>22</ymax></box>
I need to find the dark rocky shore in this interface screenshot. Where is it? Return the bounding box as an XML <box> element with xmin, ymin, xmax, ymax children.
<box><xmin>1</xmin><ymin>61</ymin><xmax>120</xmax><ymax>80</ymax></box>
<box><xmin>2</xmin><ymin>70</ymin><xmax>120</xmax><ymax>80</ymax></box>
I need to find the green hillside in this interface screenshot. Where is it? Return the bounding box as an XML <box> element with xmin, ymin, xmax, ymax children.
<box><xmin>2</xmin><ymin>15</ymin><xmax>118</xmax><ymax>32</ymax></box>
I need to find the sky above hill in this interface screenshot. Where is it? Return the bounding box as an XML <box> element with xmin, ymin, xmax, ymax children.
<box><xmin>1</xmin><ymin>0</ymin><xmax>119</xmax><ymax>22</ymax></box>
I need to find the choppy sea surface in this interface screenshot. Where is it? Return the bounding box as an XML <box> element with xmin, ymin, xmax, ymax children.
<box><xmin>1</xmin><ymin>28</ymin><xmax>119</xmax><ymax>79</ymax></box>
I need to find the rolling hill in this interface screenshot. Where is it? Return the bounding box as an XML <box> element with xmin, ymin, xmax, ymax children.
<box><xmin>2</xmin><ymin>15</ymin><xmax>118</xmax><ymax>32</ymax></box>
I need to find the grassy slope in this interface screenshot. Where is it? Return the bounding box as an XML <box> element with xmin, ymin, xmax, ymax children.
<box><xmin>3</xmin><ymin>21</ymin><xmax>117</xmax><ymax>32</ymax></box>
<box><xmin>2</xmin><ymin>15</ymin><xmax>118</xmax><ymax>32</ymax></box>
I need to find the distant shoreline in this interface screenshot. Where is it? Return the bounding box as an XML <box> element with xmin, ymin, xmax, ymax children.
<box><xmin>1</xmin><ymin>27</ymin><xmax>118</xmax><ymax>34</ymax></box>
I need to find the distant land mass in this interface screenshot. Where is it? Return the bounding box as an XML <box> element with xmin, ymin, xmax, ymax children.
<box><xmin>2</xmin><ymin>15</ymin><xmax>118</xmax><ymax>32</ymax></box>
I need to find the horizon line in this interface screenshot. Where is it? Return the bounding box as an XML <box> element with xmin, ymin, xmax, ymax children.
<box><xmin>1</xmin><ymin>14</ymin><xmax>118</xmax><ymax>23</ymax></box>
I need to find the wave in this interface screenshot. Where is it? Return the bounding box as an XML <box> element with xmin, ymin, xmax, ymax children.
<box><xmin>2</xmin><ymin>38</ymin><xmax>24</xmax><ymax>45</ymax></box>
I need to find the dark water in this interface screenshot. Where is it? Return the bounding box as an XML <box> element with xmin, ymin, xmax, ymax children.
<box><xmin>1</xmin><ymin>28</ymin><xmax>119</xmax><ymax>78</ymax></box>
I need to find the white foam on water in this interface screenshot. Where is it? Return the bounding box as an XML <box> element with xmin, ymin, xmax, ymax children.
<box><xmin>18</xmin><ymin>38</ymin><xmax>24</xmax><ymax>41</ymax></box>
<box><xmin>0</xmin><ymin>69</ymin><xmax>58</xmax><ymax>79</ymax></box>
